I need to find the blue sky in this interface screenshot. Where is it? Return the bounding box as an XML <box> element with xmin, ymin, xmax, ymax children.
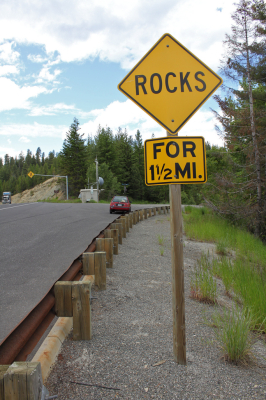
<box><xmin>0</xmin><ymin>0</ymin><xmax>235</xmax><ymax>160</ymax></box>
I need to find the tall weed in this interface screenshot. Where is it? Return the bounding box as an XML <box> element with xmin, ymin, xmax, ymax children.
<box><xmin>211</xmin><ymin>306</ymin><xmax>256</xmax><ymax>364</ymax></box>
<box><xmin>190</xmin><ymin>253</ymin><xmax>217</xmax><ymax>304</ymax></box>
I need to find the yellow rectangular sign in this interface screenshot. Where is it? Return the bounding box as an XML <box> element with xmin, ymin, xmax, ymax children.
<box><xmin>144</xmin><ymin>137</ymin><xmax>207</xmax><ymax>186</ymax></box>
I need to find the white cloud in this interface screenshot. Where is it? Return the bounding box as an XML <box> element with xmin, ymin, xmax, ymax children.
<box><xmin>0</xmin><ymin>0</ymin><xmax>235</xmax><ymax>71</ymax></box>
<box><xmin>28</xmin><ymin>54</ymin><xmax>48</xmax><ymax>63</ymax></box>
<box><xmin>19</xmin><ymin>136</ymin><xmax>31</xmax><ymax>143</ymax></box>
<box><xmin>29</xmin><ymin>102</ymin><xmax>76</xmax><ymax>116</ymax></box>
<box><xmin>81</xmin><ymin>99</ymin><xmax>224</xmax><ymax>146</ymax></box>
<box><xmin>0</xmin><ymin>146</ymin><xmax>16</xmax><ymax>160</ymax></box>
<box><xmin>0</xmin><ymin>77</ymin><xmax>49</xmax><ymax>112</ymax></box>
<box><xmin>36</xmin><ymin>66</ymin><xmax>62</xmax><ymax>83</ymax></box>
<box><xmin>0</xmin><ymin>122</ymin><xmax>68</xmax><ymax>139</ymax></box>
<box><xmin>0</xmin><ymin>65</ymin><xmax>19</xmax><ymax>76</ymax></box>
<box><xmin>0</xmin><ymin>41</ymin><xmax>19</xmax><ymax>64</ymax></box>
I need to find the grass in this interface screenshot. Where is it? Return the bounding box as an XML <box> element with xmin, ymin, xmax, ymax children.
<box><xmin>158</xmin><ymin>234</ymin><xmax>164</xmax><ymax>245</ymax></box>
<box><xmin>190</xmin><ymin>253</ymin><xmax>217</xmax><ymax>304</ymax></box>
<box><xmin>37</xmin><ymin>198</ymin><xmax>82</xmax><ymax>203</ymax></box>
<box><xmin>184</xmin><ymin>206</ymin><xmax>266</xmax><ymax>332</ymax></box>
<box><xmin>160</xmin><ymin>247</ymin><xmax>164</xmax><ymax>256</ymax></box>
<box><xmin>211</xmin><ymin>306</ymin><xmax>256</xmax><ymax>364</ymax></box>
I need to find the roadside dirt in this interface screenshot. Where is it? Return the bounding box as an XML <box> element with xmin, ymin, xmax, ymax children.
<box><xmin>11</xmin><ymin>177</ymin><xmax>66</xmax><ymax>204</ymax></box>
<box><xmin>45</xmin><ymin>212</ymin><xmax>266</xmax><ymax>400</ymax></box>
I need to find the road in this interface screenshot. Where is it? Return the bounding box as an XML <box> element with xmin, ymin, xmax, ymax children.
<box><xmin>0</xmin><ymin>202</ymin><xmax>155</xmax><ymax>344</ymax></box>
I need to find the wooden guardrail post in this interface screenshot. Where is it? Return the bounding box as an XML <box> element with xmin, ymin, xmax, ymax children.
<box><xmin>96</xmin><ymin>238</ymin><xmax>113</xmax><ymax>268</ymax></box>
<box><xmin>148</xmin><ymin>208</ymin><xmax>152</xmax><ymax>217</ymax></box>
<box><xmin>144</xmin><ymin>209</ymin><xmax>147</xmax><ymax>219</ymax></box>
<box><xmin>156</xmin><ymin>207</ymin><xmax>161</xmax><ymax>215</ymax></box>
<box><xmin>55</xmin><ymin>276</ymin><xmax>94</xmax><ymax>341</ymax></box>
<box><xmin>132</xmin><ymin>211</ymin><xmax>136</xmax><ymax>225</ymax></box>
<box><xmin>55</xmin><ymin>281</ymin><xmax>73</xmax><ymax>317</ymax></box>
<box><xmin>136</xmin><ymin>210</ymin><xmax>139</xmax><ymax>223</ymax></box>
<box><xmin>139</xmin><ymin>209</ymin><xmax>143</xmax><ymax>221</ymax></box>
<box><xmin>0</xmin><ymin>365</ymin><xmax>9</xmax><ymax>400</ymax></box>
<box><xmin>72</xmin><ymin>280</ymin><xmax>92</xmax><ymax>340</ymax></box>
<box><xmin>128</xmin><ymin>213</ymin><xmax>133</xmax><ymax>228</ymax></box>
<box><xmin>83</xmin><ymin>252</ymin><xmax>95</xmax><ymax>275</ymax></box>
<box><xmin>110</xmin><ymin>222</ymin><xmax>123</xmax><ymax>245</ymax></box>
<box><xmin>153</xmin><ymin>207</ymin><xmax>156</xmax><ymax>215</ymax></box>
<box><xmin>119</xmin><ymin>217</ymin><xmax>127</xmax><ymax>238</ymax></box>
<box><xmin>104</xmin><ymin>229</ymin><xmax>118</xmax><ymax>255</ymax></box>
<box><xmin>124</xmin><ymin>214</ymin><xmax>129</xmax><ymax>232</ymax></box>
<box><xmin>94</xmin><ymin>252</ymin><xmax>106</xmax><ymax>290</ymax></box>
<box><xmin>3</xmin><ymin>361</ymin><xmax>47</xmax><ymax>400</ymax></box>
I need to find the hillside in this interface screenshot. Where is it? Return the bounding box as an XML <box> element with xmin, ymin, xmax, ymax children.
<box><xmin>11</xmin><ymin>177</ymin><xmax>66</xmax><ymax>204</ymax></box>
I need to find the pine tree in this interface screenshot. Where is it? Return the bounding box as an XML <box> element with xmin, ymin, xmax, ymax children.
<box><xmin>60</xmin><ymin>118</ymin><xmax>88</xmax><ymax>197</ymax></box>
<box><xmin>212</xmin><ymin>0</ymin><xmax>266</xmax><ymax>237</ymax></box>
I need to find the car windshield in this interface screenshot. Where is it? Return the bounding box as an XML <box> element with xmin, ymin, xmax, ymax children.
<box><xmin>112</xmin><ymin>196</ymin><xmax>128</xmax><ymax>202</ymax></box>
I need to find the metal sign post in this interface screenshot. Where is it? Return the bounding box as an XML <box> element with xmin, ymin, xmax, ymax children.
<box><xmin>27</xmin><ymin>172</ymin><xmax>69</xmax><ymax>200</ymax></box>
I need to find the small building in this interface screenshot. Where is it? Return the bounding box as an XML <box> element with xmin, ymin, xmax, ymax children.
<box><xmin>80</xmin><ymin>188</ymin><xmax>99</xmax><ymax>203</ymax></box>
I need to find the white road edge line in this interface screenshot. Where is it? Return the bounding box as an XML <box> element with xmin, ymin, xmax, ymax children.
<box><xmin>0</xmin><ymin>203</ymin><xmax>39</xmax><ymax>211</ymax></box>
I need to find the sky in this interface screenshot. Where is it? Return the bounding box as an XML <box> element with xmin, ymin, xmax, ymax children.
<box><xmin>0</xmin><ymin>0</ymin><xmax>236</xmax><ymax>161</ymax></box>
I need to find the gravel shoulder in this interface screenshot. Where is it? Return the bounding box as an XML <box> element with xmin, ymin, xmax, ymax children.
<box><xmin>46</xmin><ymin>213</ymin><xmax>266</xmax><ymax>400</ymax></box>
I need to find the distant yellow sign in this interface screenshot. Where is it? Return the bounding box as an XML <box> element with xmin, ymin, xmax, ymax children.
<box><xmin>118</xmin><ymin>33</ymin><xmax>222</xmax><ymax>134</ymax></box>
<box><xmin>28</xmin><ymin>171</ymin><xmax>34</xmax><ymax>178</ymax></box>
<box><xmin>144</xmin><ymin>137</ymin><xmax>207</xmax><ymax>185</ymax></box>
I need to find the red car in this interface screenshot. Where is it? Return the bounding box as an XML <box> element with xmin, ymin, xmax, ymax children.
<box><xmin>110</xmin><ymin>196</ymin><xmax>131</xmax><ymax>214</ymax></box>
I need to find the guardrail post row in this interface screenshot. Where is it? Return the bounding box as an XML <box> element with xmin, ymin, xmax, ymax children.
<box><xmin>94</xmin><ymin>251</ymin><xmax>106</xmax><ymax>290</ymax></box>
<box><xmin>72</xmin><ymin>279</ymin><xmax>92</xmax><ymax>340</ymax></box>
<box><xmin>83</xmin><ymin>252</ymin><xmax>95</xmax><ymax>275</ymax></box>
<box><xmin>148</xmin><ymin>208</ymin><xmax>152</xmax><ymax>217</ymax></box>
<box><xmin>110</xmin><ymin>223</ymin><xmax>123</xmax><ymax>245</ymax></box>
<box><xmin>96</xmin><ymin>238</ymin><xmax>114</xmax><ymax>268</ymax></box>
<box><xmin>104</xmin><ymin>229</ymin><xmax>118</xmax><ymax>255</ymax></box>
<box><xmin>3</xmin><ymin>361</ymin><xmax>47</xmax><ymax>400</ymax></box>
<box><xmin>55</xmin><ymin>281</ymin><xmax>73</xmax><ymax>317</ymax></box>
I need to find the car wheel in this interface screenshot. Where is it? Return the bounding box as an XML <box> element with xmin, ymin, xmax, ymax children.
<box><xmin>110</xmin><ymin>210</ymin><xmax>112</xmax><ymax>214</ymax></box>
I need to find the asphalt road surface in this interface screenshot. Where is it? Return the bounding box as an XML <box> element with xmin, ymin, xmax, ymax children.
<box><xmin>0</xmin><ymin>202</ymin><xmax>156</xmax><ymax>344</ymax></box>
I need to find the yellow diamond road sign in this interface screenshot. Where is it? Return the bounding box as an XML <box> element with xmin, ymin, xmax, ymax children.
<box><xmin>144</xmin><ymin>137</ymin><xmax>207</xmax><ymax>186</ymax></box>
<box><xmin>118</xmin><ymin>33</ymin><xmax>222</xmax><ymax>134</ymax></box>
<box><xmin>28</xmin><ymin>171</ymin><xmax>34</xmax><ymax>178</ymax></box>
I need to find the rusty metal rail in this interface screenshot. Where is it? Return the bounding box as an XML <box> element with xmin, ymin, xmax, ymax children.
<box><xmin>0</xmin><ymin>222</ymin><xmax>111</xmax><ymax>365</ymax></box>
